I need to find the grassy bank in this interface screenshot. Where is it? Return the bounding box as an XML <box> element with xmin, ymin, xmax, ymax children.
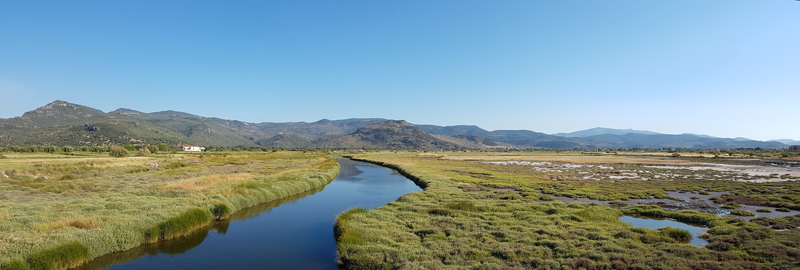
<box><xmin>0</xmin><ymin>151</ymin><xmax>339</xmax><ymax>270</ymax></box>
<box><xmin>336</xmin><ymin>152</ymin><xmax>800</xmax><ymax>269</ymax></box>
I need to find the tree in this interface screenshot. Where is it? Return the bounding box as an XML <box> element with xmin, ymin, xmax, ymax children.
<box><xmin>123</xmin><ymin>145</ymin><xmax>135</xmax><ymax>151</ymax></box>
<box><xmin>109</xmin><ymin>146</ymin><xmax>130</xmax><ymax>157</ymax></box>
<box><xmin>158</xmin><ymin>143</ymin><xmax>170</xmax><ymax>152</ymax></box>
<box><xmin>137</xmin><ymin>147</ymin><xmax>151</xmax><ymax>156</ymax></box>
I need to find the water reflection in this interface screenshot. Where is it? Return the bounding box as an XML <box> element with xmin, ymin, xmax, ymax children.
<box><xmin>77</xmin><ymin>186</ymin><xmax>327</xmax><ymax>270</ymax></box>
<box><xmin>78</xmin><ymin>158</ymin><xmax>422</xmax><ymax>270</ymax></box>
<box><xmin>620</xmin><ymin>215</ymin><xmax>708</xmax><ymax>247</ymax></box>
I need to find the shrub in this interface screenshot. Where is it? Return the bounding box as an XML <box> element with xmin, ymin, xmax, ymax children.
<box><xmin>756</xmin><ymin>208</ymin><xmax>772</xmax><ymax>213</ymax></box>
<box><xmin>136</xmin><ymin>147</ymin><xmax>151</xmax><ymax>156</ymax></box>
<box><xmin>147</xmin><ymin>145</ymin><xmax>158</xmax><ymax>154</ymax></box>
<box><xmin>730</xmin><ymin>210</ymin><xmax>755</xmax><ymax>216</ymax></box>
<box><xmin>659</xmin><ymin>227</ymin><xmax>692</xmax><ymax>242</ymax></box>
<box><xmin>445</xmin><ymin>201</ymin><xmax>475</xmax><ymax>211</ymax></box>
<box><xmin>1</xmin><ymin>259</ymin><xmax>30</xmax><ymax>270</ymax></box>
<box><xmin>60</xmin><ymin>174</ymin><xmax>76</xmax><ymax>180</ymax></box>
<box><xmin>145</xmin><ymin>208</ymin><xmax>211</xmax><ymax>242</ymax></box>
<box><xmin>614</xmin><ymin>230</ymin><xmax>636</xmax><ymax>239</ymax></box>
<box><xmin>157</xmin><ymin>143</ymin><xmax>170</xmax><ymax>152</ymax></box>
<box><xmin>428</xmin><ymin>209</ymin><xmax>454</xmax><ymax>216</ymax></box>
<box><xmin>109</xmin><ymin>146</ymin><xmax>129</xmax><ymax>157</ymax></box>
<box><xmin>211</xmin><ymin>203</ymin><xmax>231</xmax><ymax>220</ymax></box>
<box><xmin>722</xmin><ymin>202</ymin><xmax>741</xmax><ymax>209</ymax></box>
<box><xmin>26</xmin><ymin>242</ymin><xmax>89</xmax><ymax>270</ymax></box>
<box><xmin>776</xmin><ymin>208</ymin><xmax>791</xmax><ymax>212</ymax></box>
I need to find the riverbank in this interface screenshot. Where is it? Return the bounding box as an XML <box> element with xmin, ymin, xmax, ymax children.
<box><xmin>76</xmin><ymin>157</ymin><xmax>421</xmax><ymax>270</ymax></box>
<box><xmin>336</xmin><ymin>152</ymin><xmax>800</xmax><ymax>269</ymax></box>
<box><xmin>0</xmin><ymin>152</ymin><xmax>339</xmax><ymax>270</ymax></box>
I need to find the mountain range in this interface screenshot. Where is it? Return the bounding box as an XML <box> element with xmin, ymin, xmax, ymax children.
<box><xmin>0</xmin><ymin>100</ymin><xmax>793</xmax><ymax>150</ymax></box>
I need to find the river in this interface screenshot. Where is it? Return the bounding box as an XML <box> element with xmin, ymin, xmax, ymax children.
<box><xmin>77</xmin><ymin>158</ymin><xmax>422</xmax><ymax>270</ymax></box>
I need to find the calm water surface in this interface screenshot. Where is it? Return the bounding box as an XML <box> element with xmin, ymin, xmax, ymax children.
<box><xmin>619</xmin><ymin>215</ymin><xmax>708</xmax><ymax>247</ymax></box>
<box><xmin>79</xmin><ymin>158</ymin><xmax>422</xmax><ymax>270</ymax></box>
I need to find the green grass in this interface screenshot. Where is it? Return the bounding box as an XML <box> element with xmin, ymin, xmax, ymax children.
<box><xmin>730</xmin><ymin>210</ymin><xmax>756</xmax><ymax>216</ymax></box>
<box><xmin>144</xmin><ymin>208</ymin><xmax>211</xmax><ymax>243</ymax></box>
<box><xmin>335</xmin><ymin>151</ymin><xmax>800</xmax><ymax>269</ymax></box>
<box><xmin>0</xmin><ymin>151</ymin><xmax>339</xmax><ymax>269</ymax></box>
<box><xmin>26</xmin><ymin>242</ymin><xmax>89</xmax><ymax>270</ymax></box>
<box><xmin>210</xmin><ymin>203</ymin><xmax>231</xmax><ymax>220</ymax></box>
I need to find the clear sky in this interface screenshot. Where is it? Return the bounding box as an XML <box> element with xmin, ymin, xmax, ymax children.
<box><xmin>1</xmin><ymin>1</ymin><xmax>798</xmax><ymax>141</ymax></box>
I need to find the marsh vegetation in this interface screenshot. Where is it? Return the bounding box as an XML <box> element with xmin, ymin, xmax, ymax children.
<box><xmin>336</xmin><ymin>152</ymin><xmax>800</xmax><ymax>269</ymax></box>
<box><xmin>0</xmin><ymin>151</ymin><xmax>339</xmax><ymax>270</ymax></box>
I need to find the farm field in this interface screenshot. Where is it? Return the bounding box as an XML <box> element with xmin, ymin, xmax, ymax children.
<box><xmin>336</xmin><ymin>151</ymin><xmax>800</xmax><ymax>269</ymax></box>
<box><xmin>0</xmin><ymin>151</ymin><xmax>339</xmax><ymax>270</ymax></box>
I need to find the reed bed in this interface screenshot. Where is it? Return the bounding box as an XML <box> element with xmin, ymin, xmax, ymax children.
<box><xmin>0</xmin><ymin>151</ymin><xmax>339</xmax><ymax>270</ymax></box>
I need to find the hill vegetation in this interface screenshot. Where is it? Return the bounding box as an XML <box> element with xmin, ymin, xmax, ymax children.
<box><xmin>318</xmin><ymin>120</ymin><xmax>466</xmax><ymax>150</ymax></box>
<box><xmin>0</xmin><ymin>101</ymin><xmax>792</xmax><ymax>150</ymax></box>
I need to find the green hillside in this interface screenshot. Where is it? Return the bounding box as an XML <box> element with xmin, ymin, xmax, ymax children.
<box><xmin>255</xmin><ymin>134</ymin><xmax>315</xmax><ymax>148</ymax></box>
<box><xmin>317</xmin><ymin>120</ymin><xmax>465</xmax><ymax>150</ymax></box>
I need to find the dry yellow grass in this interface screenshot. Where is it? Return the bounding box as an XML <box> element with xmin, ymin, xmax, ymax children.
<box><xmin>434</xmin><ymin>153</ymin><xmax>699</xmax><ymax>165</ymax></box>
<box><xmin>163</xmin><ymin>173</ymin><xmax>253</xmax><ymax>190</ymax></box>
<box><xmin>32</xmin><ymin>217</ymin><xmax>104</xmax><ymax>233</ymax></box>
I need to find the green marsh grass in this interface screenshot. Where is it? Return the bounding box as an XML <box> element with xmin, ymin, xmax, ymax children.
<box><xmin>335</xmin><ymin>151</ymin><xmax>800</xmax><ymax>269</ymax></box>
<box><xmin>0</xmin><ymin>151</ymin><xmax>339</xmax><ymax>269</ymax></box>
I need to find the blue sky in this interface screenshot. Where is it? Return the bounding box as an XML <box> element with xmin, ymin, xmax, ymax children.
<box><xmin>1</xmin><ymin>1</ymin><xmax>798</xmax><ymax>141</ymax></box>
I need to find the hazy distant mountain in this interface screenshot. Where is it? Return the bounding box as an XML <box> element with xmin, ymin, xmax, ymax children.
<box><xmin>317</xmin><ymin>120</ymin><xmax>463</xmax><ymax>150</ymax></box>
<box><xmin>771</xmin><ymin>139</ymin><xmax>800</xmax><ymax>146</ymax></box>
<box><xmin>419</xmin><ymin>125</ymin><xmax>566</xmax><ymax>147</ymax></box>
<box><xmin>554</xmin><ymin>127</ymin><xmax>661</xmax><ymax>137</ymax></box>
<box><xmin>579</xmin><ymin>133</ymin><xmax>786</xmax><ymax>149</ymax></box>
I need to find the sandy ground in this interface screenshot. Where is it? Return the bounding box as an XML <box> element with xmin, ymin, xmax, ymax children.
<box><xmin>646</xmin><ymin>163</ymin><xmax>800</xmax><ymax>183</ymax></box>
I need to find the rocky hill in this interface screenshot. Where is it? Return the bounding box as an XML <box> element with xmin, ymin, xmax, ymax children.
<box><xmin>317</xmin><ymin>120</ymin><xmax>465</xmax><ymax>150</ymax></box>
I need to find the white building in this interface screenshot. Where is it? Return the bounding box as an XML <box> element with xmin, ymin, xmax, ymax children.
<box><xmin>181</xmin><ymin>145</ymin><xmax>205</xmax><ymax>151</ymax></box>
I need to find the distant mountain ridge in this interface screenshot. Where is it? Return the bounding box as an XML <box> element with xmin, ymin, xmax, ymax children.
<box><xmin>554</xmin><ymin>127</ymin><xmax>661</xmax><ymax>137</ymax></box>
<box><xmin>318</xmin><ymin>120</ymin><xmax>463</xmax><ymax>150</ymax></box>
<box><xmin>0</xmin><ymin>100</ymin><xmax>792</xmax><ymax>149</ymax></box>
<box><xmin>771</xmin><ymin>139</ymin><xmax>800</xmax><ymax>145</ymax></box>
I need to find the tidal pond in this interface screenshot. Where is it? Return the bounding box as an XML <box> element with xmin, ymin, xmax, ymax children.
<box><xmin>78</xmin><ymin>158</ymin><xmax>422</xmax><ymax>270</ymax></box>
<box><xmin>619</xmin><ymin>215</ymin><xmax>708</xmax><ymax>247</ymax></box>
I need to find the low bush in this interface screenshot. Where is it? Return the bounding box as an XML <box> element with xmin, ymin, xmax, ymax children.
<box><xmin>730</xmin><ymin>210</ymin><xmax>755</xmax><ymax>216</ymax></box>
<box><xmin>659</xmin><ymin>227</ymin><xmax>692</xmax><ymax>242</ymax></box>
<box><xmin>136</xmin><ymin>147</ymin><xmax>151</xmax><ymax>156</ymax></box>
<box><xmin>722</xmin><ymin>202</ymin><xmax>741</xmax><ymax>209</ymax></box>
<box><xmin>445</xmin><ymin>201</ymin><xmax>475</xmax><ymax>211</ymax></box>
<box><xmin>26</xmin><ymin>242</ymin><xmax>89</xmax><ymax>270</ymax></box>
<box><xmin>210</xmin><ymin>203</ymin><xmax>231</xmax><ymax>220</ymax></box>
<box><xmin>145</xmin><ymin>208</ymin><xmax>211</xmax><ymax>243</ymax></box>
<box><xmin>1</xmin><ymin>259</ymin><xmax>29</xmax><ymax>270</ymax></box>
<box><xmin>109</xmin><ymin>146</ymin><xmax>129</xmax><ymax>157</ymax></box>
